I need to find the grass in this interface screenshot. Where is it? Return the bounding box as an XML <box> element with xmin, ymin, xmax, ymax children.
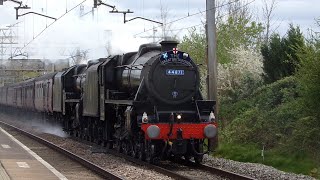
<box><xmin>214</xmin><ymin>143</ymin><xmax>320</xmax><ymax>179</ymax></box>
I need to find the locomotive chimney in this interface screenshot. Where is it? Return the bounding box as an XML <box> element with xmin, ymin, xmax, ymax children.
<box><xmin>160</xmin><ymin>40</ymin><xmax>179</xmax><ymax>52</ymax></box>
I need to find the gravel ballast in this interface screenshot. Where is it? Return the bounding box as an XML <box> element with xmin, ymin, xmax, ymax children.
<box><xmin>203</xmin><ymin>155</ymin><xmax>316</xmax><ymax>180</ymax></box>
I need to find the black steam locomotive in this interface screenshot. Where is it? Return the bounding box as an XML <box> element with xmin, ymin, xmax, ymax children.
<box><xmin>0</xmin><ymin>41</ymin><xmax>217</xmax><ymax>164</ymax></box>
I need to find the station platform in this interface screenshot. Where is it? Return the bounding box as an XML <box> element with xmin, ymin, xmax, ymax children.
<box><xmin>0</xmin><ymin>127</ymin><xmax>67</xmax><ymax>180</ymax></box>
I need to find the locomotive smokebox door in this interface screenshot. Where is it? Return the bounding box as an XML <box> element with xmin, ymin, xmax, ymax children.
<box><xmin>146</xmin><ymin>47</ymin><xmax>200</xmax><ymax>105</ymax></box>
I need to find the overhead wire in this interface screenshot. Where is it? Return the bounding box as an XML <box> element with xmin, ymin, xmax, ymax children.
<box><xmin>168</xmin><ymin>23</ymin><xmax>203</xmax><ymax>32</ymax></box>
<box><xmin>20</xmin><ymin>0</ymin><xmax>88</xmax><ymax>52</ymax></box>
<box><xmin>149</xmin><ymin>0</ymin><xmax>256</xmax><ymax>34</ymax></box>
<box><xmin>133</xmin><ymin>0</ymin><xmax>241</xmax><ymax>37</ymax></box>
<box><xmin>19</xmin><ymin>0</ymin><xmax>256</xmax><ymax>54</ymax></box>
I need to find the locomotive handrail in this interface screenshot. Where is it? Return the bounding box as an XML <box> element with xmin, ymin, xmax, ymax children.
<box><xmin>156</xmin><ymin>110</ymin><xmax>196</xmax><ymax>114</ymax></box>
<box><xmin>105</xmin><ymin>99</ymin><xmax>134</xmax><ymax>105</ymax></box>
<box><xmin>115</xmin><ymin>64</ymin><xmax>145</xmax><ymax>68</ymax></box>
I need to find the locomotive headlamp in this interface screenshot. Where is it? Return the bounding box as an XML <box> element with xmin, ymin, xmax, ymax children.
<box><xmin>204</xmin><ymin>124</ymin><xmax>217</xmax><ymax>138</ymax></box>
<box><xmin>147</xmin><ymin>125</ymin><xmax>160</xmax><ymax>139</ymax></box>
<box><xmin>209</xmin><ymin>111</ymin><xmax>215</xmax><ymax>122</ymax></box>
<box><xmin>142</xmin><ymin>112</ymin><xmax>148</xmax><ymax>123</ymax></box>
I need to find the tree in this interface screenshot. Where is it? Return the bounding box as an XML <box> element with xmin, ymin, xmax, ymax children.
<box><xmin>262</xmin><ymin>0</ymin><xmax>278</xmax><ymax>43</ymax></box>
<box><xmin>180</xmin><ymin>0</ymin><xmax>264</xmax><ymax>64</ymax></box>
<box><xmin>180</xmin><ymin>8</ymin><xmax>263</xmax><ymax>65</ymax></box>
<box><xmin>283</xmin><ymin>24</ymin><xmax>305</xmax><ymax>74</ymax></box>
<box><xmin>296</xmin><ymin>19</ymin><xmax>320</xmax><ymax>116</ymax></box>
<box><xmin>261</xmin><ymin>24</ymin><xmax>305</xmax><ymax>83</ymax></box>
<box><xmin>218</xmin><ymin>46</ymin><xmax>263</xmax><ymax>101</ymax></box>
<box><xmin>261</xmin><ymin>34</ymin><xmax>285</xmax><ymax>83</ymax></box>
<box><xmin>179</xmin><ymin>28</ymin><xmax>206</xmax><ymax>65</ymax></box>
<box><xmin>217</xmin><ymin>16</ymin><xmax>264</xmax><ymax>64</ymax></box>
<box><xmin>179</xmin><ymin>1</ymin><xmax>264</xmax><ymax>96</ymax></box>
<box><xmin>216</xmin><ymin>0</ymin><xmax>264</xmax><ymax>64</ymax></box>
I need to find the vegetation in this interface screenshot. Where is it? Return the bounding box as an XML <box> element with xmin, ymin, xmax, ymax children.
<box><xmin>217</xmin><ymin>16</ymin><xmax>263</xmax><ymax>64</ymax></box>
<box><xmin>216</xmin><ymin>143</ymin><xmax>318</xmax><ymax>176</ymax></box>
<box><xmin>261</xmin><ymin>24</ymin><xmax>305</xmax><ymax>83</ymax></box>
<box><xmin>296</xmin><ymin>24</ymin><xmax>320</xmax><ymax>117</ymax></box>
<box><xmin>179</xmin><ymin>2</ymin><xmax>320</xmax><ymax>177</ymax></box>
<box><xmin>219</xmin><ymin>76</ymin><xmax>320</xmax><ymax>177</ymax></box>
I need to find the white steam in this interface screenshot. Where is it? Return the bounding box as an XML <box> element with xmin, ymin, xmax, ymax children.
<box><xmin>2</xmin><ymin>0</ymin><xmax>149</xmax><ymax>61</ymax></box>
<box><xmin>29</xmin><ymin>119</ymin><xmax>69</xmax><ymax>138</ymax></box>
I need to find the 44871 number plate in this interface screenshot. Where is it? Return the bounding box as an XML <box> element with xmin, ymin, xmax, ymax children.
<box><xmin>166</xmin><ymin>69</ymin><xmax>185</xmax><ymax>76</ymax></box>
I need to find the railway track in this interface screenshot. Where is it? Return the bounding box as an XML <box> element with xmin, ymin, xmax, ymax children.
<box><xmin>0</xmin><ymin>121</ymin><xmax>124</xmax><ymax>180</ymax></box>
<box><xmin>174</xmin><ymin>159</ymin><xmax>256</xmax><ymax>180</ymax></box>
<box><xmin>0</xmin><ymin>118</ymin><xmax>195</xmax><ymax>180</ymax></box>
<box><xmin>0</xmin><ymin>118</ymin><xmax>254</xmax><ymax>180</ymax></box>
<box><xmin>197</xmin><ymin>163</ymin><xmax>255</xmax><ymax>180</ymax></box>
<box><xmin>76</xmin><ymin>138</ymin><xmax>193</xmax><ymax>180</ymax></box>
<box><xmin>122</xmin><ymin>153</ymin><xmax>255</xmax><ymax>179</ymax></box>
<box><xmin>89</xmin><ymin>140</ymin><xmax>255</xmax><ymax>180</ymax></box>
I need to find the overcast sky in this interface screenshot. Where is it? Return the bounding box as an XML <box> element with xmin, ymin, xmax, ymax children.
<box><xmin>0</xmin><ymin>0</ymin><xmax>319</xmax><ymax>60</ymax></box>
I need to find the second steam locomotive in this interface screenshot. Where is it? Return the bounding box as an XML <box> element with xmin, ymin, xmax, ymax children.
<box><xmin>0</xmin><ymin>40</ymin><xmax>217</xmax><ymax>164</ymax></box>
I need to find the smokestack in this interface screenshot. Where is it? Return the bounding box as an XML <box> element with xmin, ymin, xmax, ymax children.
<box><xmin>160</xmin><ymin>40</ymin><xmax>179</xmax><ymax>52</ymax></box>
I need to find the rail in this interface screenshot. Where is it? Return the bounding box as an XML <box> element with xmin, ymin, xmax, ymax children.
<box><xmin>0</xmin><ymin>121</ymin><xmax>125</xmax><ymax>180</ymax></box>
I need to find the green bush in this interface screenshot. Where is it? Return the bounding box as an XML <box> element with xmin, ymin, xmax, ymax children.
<box><xmin>253</xmin><ymin>76</ymin><xmax>298</xmax><ymax>110</ymax></box>
<box><xmin>289</xmin><ymin>116</ymin><xmax>320</xmax><ymax>160</ymax></box>
<box><xmin>296</xmin><ymin>41</ymin><xmax>320</xmax><ymax>117</ymax></box>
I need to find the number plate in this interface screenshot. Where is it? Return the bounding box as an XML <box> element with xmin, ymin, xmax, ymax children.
<box><xmin>166</xmin><ymin>69</ymin><xmax>184</xmax><ymax>76</ymax></box>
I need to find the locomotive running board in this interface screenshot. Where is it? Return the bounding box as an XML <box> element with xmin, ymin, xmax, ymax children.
<box><xmin>104</xmin><ymin>99</ymin><xmax>134</xmax><ymax>105</ymax></box>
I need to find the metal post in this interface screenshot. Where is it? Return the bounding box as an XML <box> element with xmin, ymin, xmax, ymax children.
<box><xmin>206</xmin><ymin>0</ymin><xmax>218</xmax><ymax>150</ymax></box>
<box><xmin>206</xmin><ymin>0</ymin><xmax>218</xmax><ymax>105</ymax></box>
